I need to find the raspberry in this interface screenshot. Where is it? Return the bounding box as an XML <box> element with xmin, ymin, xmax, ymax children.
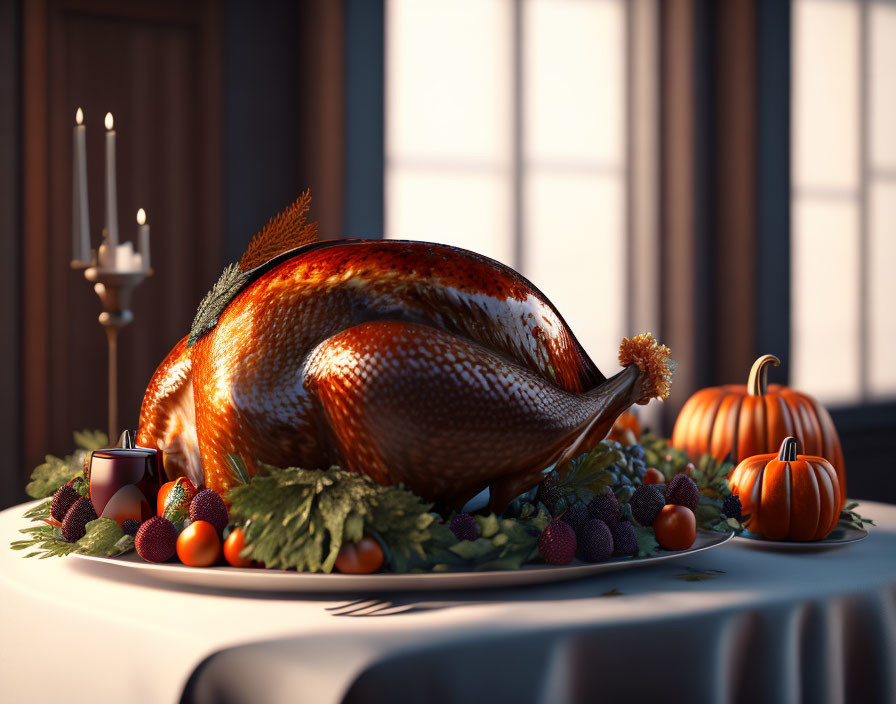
<box><xmin>537</xmin><ymin>520</ymin><xmax>577</xmax><ymax>565</ymax></box>
<box><xmin>629</xmin><ymin>485</ymin><xmax>665</xmax><ymax>527</ymax></box>
<box><xmin>61</xmin><ymin>497</ymin><xmax>97</xmax><ymax>542</ymax></box>
<box><xmin>666</xmin><ymin>474</ymin><xmax>700</xmax><ymax>512</ymax></box>
<box><xmin>135</xmin><ymin>516</ymin><xmax>178</xmax><ymax>563</ymax></box>
<box><xmin>560</xmin><ymin>501</ymin><xmax>588</xmax><ymax>535</ymax></box>
<box><xmin>722</xmin><ymin>494</ymin><xmax>742</xmax><ymax>520</ymax></box>
<box><xmin>51</xmin><ymin>483</ymin><xmax>81</xmax><ymax>522</ymax></box>
<box><xmin>189</xmin><ymin>489</ymin><xmax>229</xmax><ymax>533</ymax></box>
<box><xmin>535</xmin><ymin>479</ymin><xmax>562</xmax><ymax>514</ymax></box>
<box><xmin>611</xmin><ymin>519</ymin><xmax>638</xmax><ymax>556</ymax></box>
<box><xmin>449</xmin><ymin>513</ymin><xmax>479</xmax><ymax>541</ymax></box>
<box><xmin>121</xmin><ymin>519</ymin><xmax>141</xmax><ymax>537</ymax></box>
<box><xmin>577</xmin><ymin>519</ymin><xmax>614</xmax><ymax>563</ymax></box>
<box><xmin>587</xmin><ymin>490</ymin><xmax>620</xmax><ymax>527</ymax></box>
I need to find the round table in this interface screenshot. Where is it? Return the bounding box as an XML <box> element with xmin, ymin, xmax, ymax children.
<box><xmin>1</xmin><ymin>500</ymin><xmax>894</xmax><ymax>704</ymax></box>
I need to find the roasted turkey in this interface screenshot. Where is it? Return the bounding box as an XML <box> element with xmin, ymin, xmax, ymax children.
<box><xmin>137</xmin><ymin>195</ymin><xmax>674</xmax><ymax>511</ymax></box>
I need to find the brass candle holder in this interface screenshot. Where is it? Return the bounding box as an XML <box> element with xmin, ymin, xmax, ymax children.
<box><xmin>72</xmin><ymin>240</ymin><xmax>152</xmax><ymax>441</ymax></box>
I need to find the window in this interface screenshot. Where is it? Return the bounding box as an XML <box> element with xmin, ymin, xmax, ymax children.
<box><xmin>792</xmin><ymin>0</ymin><xmax>896</xmax><ymax>405</ymax></box>
<box><xmin>385</xmin><ymin>0</ymin><xmax>659</xmax><ymax>379</ymax></box>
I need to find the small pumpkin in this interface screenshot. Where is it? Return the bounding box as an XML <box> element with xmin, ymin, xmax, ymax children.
<box><xmin>607</xmin><ymin>409</ymin><xmax>641</xmax><ymax>443</ymax></box>
<box><xmin>729</xmin><ymin>437</ymin><xmax>842</xmax><ymax>541</ymax></box>
<box><xmin>671</xmin><ymin>354</ymin><xmax>845</xmax><ymax>507</ymax></box>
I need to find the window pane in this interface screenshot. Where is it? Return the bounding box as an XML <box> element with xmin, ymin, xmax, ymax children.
<box><xmin>791</xmin><ymin>197</ymin><xmax>861</xmax><ymax>403</ymax></box>
<box><xmin>386</xmin><ymin>0</ymin><xmax>512</xmax><ymax>164</ymax></box>
<box><xmin>869</xmin><ymin>180</ymin><xmax>896</xmax><ymax>397</ymax></box>
<box><xmin>386</xmin><ymin>168</ymin><xmax>513</xmax><ymax>265</ymax></box>
<box><xmin>523</xmin><ymin>0</ymin><xmax>625</xmax><ymax>167</ymax></box>
<box><xmin>523</xmin><ymin>173</ymin><xmax>625</xmax><ymax>374</ymax></box>
<box><xmin>792</xmin><ymin>0</ymin><xmax>860</xmax><ymax>191</ymax></box>
<box><xmin>870</xmin><ymin>2</ymin><xmax>896</xmax><ymax>170</ymax></box>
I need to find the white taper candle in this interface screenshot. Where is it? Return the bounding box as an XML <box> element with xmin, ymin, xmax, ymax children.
<box><xmin>104</xmin><ymin>112</ymin><xmax>119</xmax><ymax>259</ymax></box>
<box><xmin>73</xmin><ymin>108</ymin><xmax>90</xmax><ymax>263</ymax></box>
<box><xmin>137</xmin><ymin>208</ymin><xmax>150</xmax><ymax>271</ymax></box>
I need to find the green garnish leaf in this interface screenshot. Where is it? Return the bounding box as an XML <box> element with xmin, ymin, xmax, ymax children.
<box><xmin>839</xmin><ymin>501</ymin><xmax>875</xmax><ymax>530</ymax></box>
<box><xmin>227</xmin><ymin>466</ymin><xmax>436</xmax><ymax>573</ymax></box>
<box><xmin>633</xmin><ymin>524</ymin><xmax>659</xmax><ymax>557</ymax></box>
<box><xmin>553</xmin><ymin>443</ymin><xmax>620</xmax><ymax>502</ymax></box>
<box><xmin>25</xmin><ymin>430</ymin><xmax>107</xmax><ymax>498</ymax></box>
<box><xmin>75</xmin><ymin>518</ymin><xmax>127</xmax><ymax>557</ymax></box>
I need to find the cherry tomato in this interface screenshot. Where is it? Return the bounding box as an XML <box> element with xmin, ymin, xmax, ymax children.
<box><xmin>643</xmin><ymin>467</ymin><xmax>665</xmax><ymax>485</ymax></box>
<box><xmin>334</xmin><ymin>537</ymin><xmax>384</xmax><ymax>574</ymax></box>
<box><xmin>653</xmin><ymin>504</ymin><xmax>696</xmax><ymax>550</ymax></box>
<box><xmin>176</xmin><ymin>520</ymin><xmax>221</xmax><ymax>566</ymax></box>
<box><xmin>223</xmin><ymin>527</ymin><xmax>253</xmax><ymax>568</ymax></box>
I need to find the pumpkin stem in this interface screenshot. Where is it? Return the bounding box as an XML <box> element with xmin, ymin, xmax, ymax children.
<box><xmin>778</xmin><ymin>436</ymin><xmax>800</xmax><ymax>462</ymax></box>
<box><xmin>747</xmin><ymin>354</ymin><xmax>780</xmax><ymax>396</ymax></box>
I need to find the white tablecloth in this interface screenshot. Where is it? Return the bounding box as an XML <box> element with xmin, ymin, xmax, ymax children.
<box><xmin>2</xmin><ymin>500</ymin><xmax>894</xmax><ymax>704</ymax></box>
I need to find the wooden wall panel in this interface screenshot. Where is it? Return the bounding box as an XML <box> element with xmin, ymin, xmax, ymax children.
<box><xmin>713</xmin><ymin>0</ymin><xmax>757</xmax><ymax>384</ymax></box>
<box><xmin>0</xmin><ymin>0</ymin><xmax>23</xmax><ymax>508</ymax></box>
<box><xmin>23</xmin><ymin>0</ymin><xmax>223</xmax><ymax>471</ymax></box>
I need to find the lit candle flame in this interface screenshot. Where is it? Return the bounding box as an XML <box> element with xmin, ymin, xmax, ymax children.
<box><xmin>105</xmin><ymin>112</ymin><xmax>114</xmax><ymax>131</ymax></box>
<box><xmin>136</xmin><ymin>208</ymin><xmax>146</xmax><ymax>226</ymax></box>
<box><xmin>76</xmin><ymin>107</ymin><xmax>84</xmax><ymax>125</ymax></box>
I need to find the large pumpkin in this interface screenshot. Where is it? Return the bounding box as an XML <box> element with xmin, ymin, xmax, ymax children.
<box><xmin>671</xmin><ymin>354</ymin><xmax>845</xmax><ymax>505</ymax></box>
<box><xmin>729</xmin><ymin>437</ymin><xmax>842</xmax><ymax>541</ymax></box>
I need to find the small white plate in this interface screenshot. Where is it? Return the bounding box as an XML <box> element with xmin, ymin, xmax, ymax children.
<box><xmin>70</xmin><ymin>530</ymin><xmax>734</xmax><ymax>594</ymax></box>
<box><xmin>735</xmin><ymin>523</ymin><xmax>868</xmax><ymax>551</ymax></box>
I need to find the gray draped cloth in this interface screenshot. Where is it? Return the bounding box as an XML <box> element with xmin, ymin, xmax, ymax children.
<box><xmin>1</xmin><ymin>501</ymin><xmax>894</xmax><ymax>704</ymax></box>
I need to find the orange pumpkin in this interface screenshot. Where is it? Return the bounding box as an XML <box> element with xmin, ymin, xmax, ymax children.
<box><xmin>729</xmin><ymin>436</ymin><xmax>842</xmax><ymax>541</ymax></box>
<box><xmin>671</xmin><ymin>354</ymin><xmax>845</xmax><ymax>506</ymax></box>
<box><xmin>607</xmin><ymin>409</ymin><xmax>641</xmax><ymax>443</ymax></box>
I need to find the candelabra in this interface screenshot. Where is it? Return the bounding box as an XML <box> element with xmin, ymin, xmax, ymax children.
<box><xmin>72</xmin><ymin>237</ymin><xmax>152</xmax><ymax>442</ymax></box>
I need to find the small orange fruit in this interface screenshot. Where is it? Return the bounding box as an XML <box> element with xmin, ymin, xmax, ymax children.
<box><xmin>223</xmin><ymin>527</ymin><xmax>253</xmax><ymax>568</ymax></box>
<box><xmin>643</xmin><ymin>467</ymin><xmax>665</xmax><ymax>485</ymax></box>
<box><xmin>653</xmin><ymin>504</ymin><xmax>697</xmax><ymax>550</ymax></box>
<box><xmin>334</xmin><ymin>537</ymin><xmax>384</xmax><ymax>574</ymax></box>
<box><xmin>176</xmin><ymin>520</ymin><xmax>221</xmax><ymax>567</ymax></box>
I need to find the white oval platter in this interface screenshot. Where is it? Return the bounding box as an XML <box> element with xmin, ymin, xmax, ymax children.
<box><xmin>70</xmin><ymin>529</ymin><xmax>733</xmax><ymax>593</ymax></box>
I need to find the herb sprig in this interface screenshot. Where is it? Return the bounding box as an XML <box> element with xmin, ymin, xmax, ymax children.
<box><xmin>25</xmin><ymin>430</ymin><xmax>108</xmax><ymax>499</ymax></box>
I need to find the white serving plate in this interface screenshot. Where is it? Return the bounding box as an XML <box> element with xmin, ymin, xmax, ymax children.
<box><xmin>70</xmin><ymin>529</ymin><xmax>733</xmax><ymax>593</ymax></box>
<box><xmin>735</xmin><ymin>522</ymin><xmax>868</xmax><ymax>551</ymax></box>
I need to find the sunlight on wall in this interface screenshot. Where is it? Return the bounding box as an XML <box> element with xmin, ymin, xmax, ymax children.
<box><xmin>792</xmin><ymin>0</ymin><xmax>896</xmax><ymax>404</ymax></box>
<box><xmin>386</xmin><ymin>0</ymin><xmax>628</xmax><ymax>375</ymax></box>
<box><xmin>386</xmin><ymin>0</ymin><xmax>512</xmax><ymax>264</ymax></box>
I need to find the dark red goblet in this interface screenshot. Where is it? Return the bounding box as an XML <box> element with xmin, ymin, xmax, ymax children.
<box><xmin>88</xmin><ymin>447</ymin><xmax>164</xmax><ymax>525</ymax></box>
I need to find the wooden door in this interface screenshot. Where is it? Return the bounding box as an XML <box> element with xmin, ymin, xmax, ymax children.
<box><xmin>22</xmin><ymin>0</ymin><xmax>224</xmax><ymax>470</ymax></box>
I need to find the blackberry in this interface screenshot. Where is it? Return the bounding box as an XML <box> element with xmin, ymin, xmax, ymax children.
<box><xmin>587</xmin><ymin>489</ymin><xmax>620</xmax><ymax>527</ymax></box>
<box><xmin>611</xmin><ymin>519</ymin><xmax>638</xmax><ymax>556</ymax></box>
<box><xmin>629</xmin><ymin>485</ymin><xmax>665</xmax><ymax>527</ymax></box>
<box><xmin>535</xmin><ymin>478</ymin><xmax>562</xmax><ymax>514</ymax></box>
<box><xmin>135</xmin><ymin>516</ymin><xmax>178</xmax><ymax>563</ymax></box>
<box><xmin>722</xmin><ymin>494</ymin><xmax>742</xmax><ymax>520</ymax></box>
<box><xmin>121</xmin><ymin>519</ymin><xmax>141</xmax><ymax>537</ymax></box>
<box><xmin>189</xmin><ymin>489</ymin><xmax>229</xmax><ymax>533</ymax></box>
<box><xmin>666</xmin><ymin>474</ymin><xmax>700</xmax><ymax>512</ymax></box>
<box><xmin>560</xmin><ymin>501</ymin><xmax>589</xmax><ymax>536</ymax></box>
<box><xmin>537</xmin><ymin>520</ymin><xmax>577</xmax><ymax>565</ymax></box>
<box><xmin>51</xmin><ymin>483</ymin><xmax>81</xmax><ymax>522</ymax></box>
<box><xmin>625</xmin><ymin>444</ymin><xmax>646</xmax><ymax>462</ymax></box>
<box><xmin>61</xmin><ymin>497</ymin><xmax>97</xmax><ymax>542</ymax></box>
<box><xmin>577</xmin><ymin>519</ymin><xmax>614</xmax><ymax>563</ymax></box>
<box><xmin>449</xmin><ymin>513</ymin><xmax>479</xmax><ymax>541</ymax></box>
